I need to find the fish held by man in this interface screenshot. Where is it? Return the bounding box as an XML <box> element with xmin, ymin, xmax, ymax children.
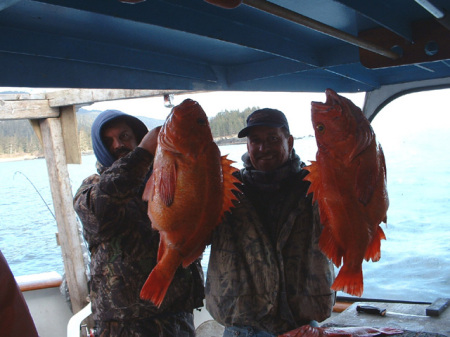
<box><xmin>278</xmin><ymin>325</ymin><xmax>403</xmax><ymax>337</ymax></box>
<box><xmin>303</xmin><ymin>88</ymin><xmax>389</xmax><ymax>297</ymax></box>
<box><xmin>140</xmin><ymin>98</ymin><xmax>240</xmax><ymax>307</ymax></box>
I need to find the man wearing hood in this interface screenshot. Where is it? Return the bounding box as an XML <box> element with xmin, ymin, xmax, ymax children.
<box><xmin>205</xmin><ymin>108</ymin><xmax>335</xmax><ymax>337</ymax></box>
<box><xmin>74</xmin><ymin>110</ymin><xmax>204</xmax><ymax>337</ymax></box>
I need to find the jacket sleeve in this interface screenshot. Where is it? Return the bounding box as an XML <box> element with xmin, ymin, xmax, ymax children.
<box><xmin>0</xmin><ymin>251</ymin><xmax>39</xmax><ymax>337</ymax></box>
<box><xmin>73</xmin><ymin>147</ymin><xmax>154</xmax><ymax>246</ymax></box>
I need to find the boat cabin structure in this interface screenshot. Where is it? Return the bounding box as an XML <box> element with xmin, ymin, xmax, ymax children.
<box><xmin>0</xmin><ymin>0</ymin><xmax>449</xmax><ymax>336</ymax></box>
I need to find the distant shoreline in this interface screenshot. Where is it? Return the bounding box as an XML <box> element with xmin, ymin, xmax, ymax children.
<box><xmin>0</xmin><ymin>154</ymin><xmax>40</xmax><ymax>163</ymax></box>
<box><xmin>214</xmin><ymin>135</ymin><xmax>314</xmax><ymax>145</ymax></box>
<box><xmin>0</xmin><ymin>136</ymin><xmax>314</xmax><ymax>162</ymax></box>
<box><xmin>0</xmin><ymin>151</ymin><xmax>93</xmax><ymax>163</ymax></box>
<box><xmin>214</xmin><ymin>137</ymin><xmax>247</xmax><ymax>145</ymax></box>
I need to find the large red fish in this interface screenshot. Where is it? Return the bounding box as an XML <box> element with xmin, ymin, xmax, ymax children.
<box><xmin>303</xmin><ymin>89</ymin><xmax>388</xmax><ymax>297</ymax></box>
<box><xmin>140</xmin><ymin>98</ymin><xmax>239</xmax><ymax>307</ymax></box>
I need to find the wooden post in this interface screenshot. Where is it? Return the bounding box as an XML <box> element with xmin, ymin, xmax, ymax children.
<box><xmin>38</xmin><ymin>116</ymin><xmax>89</xmax><ymax>313</ymax></box>
<box><xmin>59</xmin><ymin>105</ymin><xmax>81</xmax><ymax>164</ymax></box>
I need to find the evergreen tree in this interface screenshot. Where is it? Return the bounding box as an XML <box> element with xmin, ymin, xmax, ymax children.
<box><xmin>209</xmin><ymin>107</ymin><xmax>258</xmax><ymax>138</ymax></box>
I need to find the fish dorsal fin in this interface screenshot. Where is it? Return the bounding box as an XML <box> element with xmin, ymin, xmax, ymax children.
<box><xmin>220</xmin><ymin>155</ymin><xmax>240</xmax><ymax>219</ymax></box>
<box><xmin>303</xmin><ymin>161</ymin><xmax>321</xmax><ymax>203</ymax></box>
<box><xmin>158</xmin><ymin>163</ymin><xmax>177</xmax><ymax>207</ymax></box>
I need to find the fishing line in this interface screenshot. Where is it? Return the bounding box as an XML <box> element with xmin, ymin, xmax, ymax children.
<box><xmin>14</xmin><ymin>171</ymin><xmax>56</xmax><ymax>220</ymax></box>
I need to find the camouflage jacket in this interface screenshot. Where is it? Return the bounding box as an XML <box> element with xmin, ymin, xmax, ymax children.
<box><xmin>205</xmin><ymin>165</ymin><xmax>335</xmax><ymax>335</ymax></box>
<box><xmin>74</xmin><ymin>147</ymin><xmax>204</xmax><ymax>322</ymax></box>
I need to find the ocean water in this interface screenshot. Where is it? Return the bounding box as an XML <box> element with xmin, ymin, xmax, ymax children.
<box><xmin>1</xmin><ymin>131</ymin><xmax>449</xmax><ymax>304</ymax></box>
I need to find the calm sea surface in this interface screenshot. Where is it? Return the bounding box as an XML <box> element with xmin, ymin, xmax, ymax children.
<box><xmin>1</xmin><ymin>133</ymin><xmax>449</xmax><ymax>303</ymax></box>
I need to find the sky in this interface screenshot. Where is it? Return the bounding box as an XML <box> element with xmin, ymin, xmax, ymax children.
<box><xmin>371</xmin><ymin>88</ymin><xmax>450</xmax><ymax>139</ymax></box>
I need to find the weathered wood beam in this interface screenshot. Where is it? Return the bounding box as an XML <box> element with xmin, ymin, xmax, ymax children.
<box><xmin>59</xmin><ymin>105</ymin><xmax>81</xmax><ymax>164</ymax></box>
<box><xmin>45</xmin><ymin>89</ymin><xmax>191</xmax><ymax>107</ymax></box>
<box><xmin>39</xmin><ymin>117</ymin><xmax>89</xmax><ymax>313</ymax></box>
<box><xmin>0</xmin><ymin>100</ymin><xmax>58</xmax><ymax>120</ymax></box>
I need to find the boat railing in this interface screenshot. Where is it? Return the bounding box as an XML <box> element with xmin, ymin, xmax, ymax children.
<box><xmin>16</xmin><ymin>271</ymin><xmax>63</xmax><ymax>292</ymax></box>
<box><xmin>15</xmin><ymin>271</ymin><xmax>81</xmax><ymax>337</ymax></box>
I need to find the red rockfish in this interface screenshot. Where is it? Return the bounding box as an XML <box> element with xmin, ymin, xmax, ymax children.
<box><xmin>278</xmin><ymin>325</ymin><xmax>402</xmax><ymax>337</ymax></box>
<box><xmin>304</xmin><ymin>89</ymin><xmax>389</xmax><ymax>297</ymax></box>
<box><xmin>140</xmin><ymin>99</ymin><xmax>239</xmax><ymax>307</ymax></box>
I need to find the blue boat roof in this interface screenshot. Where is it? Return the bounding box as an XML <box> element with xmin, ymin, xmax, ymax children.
<box><xmin>0</xmin><ymin>0</ymin><xmax>449</xmax><ymax>93</ymax></box>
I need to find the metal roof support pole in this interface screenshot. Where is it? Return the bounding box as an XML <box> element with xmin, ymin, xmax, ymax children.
<box><xmin>38</xmin><ymin>116</ymin><xmax>89</xmax><ymax>314</ymax></box>
<box><xmin>242</xmin><ymin>0</ymin><xmax>400</xmax><ymax>60</ymax></box>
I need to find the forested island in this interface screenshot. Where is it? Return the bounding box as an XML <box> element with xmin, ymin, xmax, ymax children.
<box><xmin>0</xmin><ymin>106</ymin><xmax>258</xmax><ymax>160</ymax></box>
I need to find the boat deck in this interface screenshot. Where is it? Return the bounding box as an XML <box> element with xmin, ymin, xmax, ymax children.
<box><xmin>322</xmin><ymin>301</ymin><xmax>450</xmax><ymax>337</ymax></box>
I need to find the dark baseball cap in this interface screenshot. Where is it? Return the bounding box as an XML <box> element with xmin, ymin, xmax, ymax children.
<box><xmin>238</xmin><ymin>108</ymin><xmax>290</xmax><ymax>138</ymax></box>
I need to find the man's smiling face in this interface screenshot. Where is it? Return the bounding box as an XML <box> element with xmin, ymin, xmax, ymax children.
<box><xmin>247</xmin><ymin>126</ymin><xmax>293</xmax><ymax>172</ymax></box>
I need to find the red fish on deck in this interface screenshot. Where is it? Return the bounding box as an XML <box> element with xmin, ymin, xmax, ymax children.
<box><xmin>303</xmin><ymin>89</ymin><xmax>389</xmax><ymax>297</ymax></box>
<box><xmin>279</xmin><ymin>325</ymin><xmax>402</xmax><ymax>337</ymax></box>
<box><xmin>140</xmin><ymin>99</ymin><xmax>239</xmax><ymax>307</ymax></box>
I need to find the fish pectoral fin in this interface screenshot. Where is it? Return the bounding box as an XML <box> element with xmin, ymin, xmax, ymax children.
<box><xmin>159</xmin><ymin>163</ymin><xmax>177</xmax><ymax>207</ymax></box>
<box><xmin>355</xmin><ymin>156</ymin><xmax>378</xmax><ymax>206</ymax></box>
<box><xmin>319</xmin><ymin>225</ymin><xmax>343</xmax><ymax>267</ymax></box>
<box><xmin>142</xmin><ymin>176</ymin><xmax>154</xmax><ymax>202</ymax></box>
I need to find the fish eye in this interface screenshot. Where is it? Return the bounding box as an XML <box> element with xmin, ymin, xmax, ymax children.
<box><xmin>197</xmin><ymin>117</ymin><xmax>207</xmax><ymax>125</ymax></box>
<box><xmin>316</xmin><ymin>124</ymin><xmax>325</xmax><ymax>133</ymax></box>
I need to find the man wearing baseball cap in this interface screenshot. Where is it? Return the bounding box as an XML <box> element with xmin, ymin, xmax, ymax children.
<box><xmin>206</xmin><ymin>108</ymin><xmax>335</xmax><ymax>337</ymax></box>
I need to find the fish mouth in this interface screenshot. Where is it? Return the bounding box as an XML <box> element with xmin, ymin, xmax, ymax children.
<box><xmin>311</xmin><ymin>88</ymin><xmax>341</xmax><ymax>111</ymax></box>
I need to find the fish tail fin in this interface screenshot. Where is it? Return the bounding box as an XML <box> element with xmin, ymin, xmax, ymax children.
<box><xmin>319</xmin><ymin>226</ymin><xmax>343</xmax><ymax>267</ymax></box>
<box><xmin>220</xmin><ymin>155</ymin><xmax>240</xmax><ymax>218</ymax></box>
<box><xmin>140</xmin><ymin>246</ymin><xmax>180</xmax><ymax>307</ymax></box>
<box><xmin>364</xmin><ymin>226</ymin><xmax>386</xmax><ymax>262</ymax></box>
<box><xmin>140</xmin><ymin>264</ymin><xmax>176</xmax><ymax>307</ymax></box>
<box><xmin>332</xmin><ymin>265</ymin><xmax>364</xmax><ymax>297</ymax></box>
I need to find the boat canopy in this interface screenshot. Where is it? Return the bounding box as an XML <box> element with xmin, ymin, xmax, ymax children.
<box><xmin>0</xmin><ymin>1</ymin><xmax>449</xmax><ymax>91</ymax></box>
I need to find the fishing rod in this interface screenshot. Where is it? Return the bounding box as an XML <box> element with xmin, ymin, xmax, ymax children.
<box><xmin>14</xmin><ymin>171</ymin><xmax>56</xmax><ymax>220</ymax></box>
